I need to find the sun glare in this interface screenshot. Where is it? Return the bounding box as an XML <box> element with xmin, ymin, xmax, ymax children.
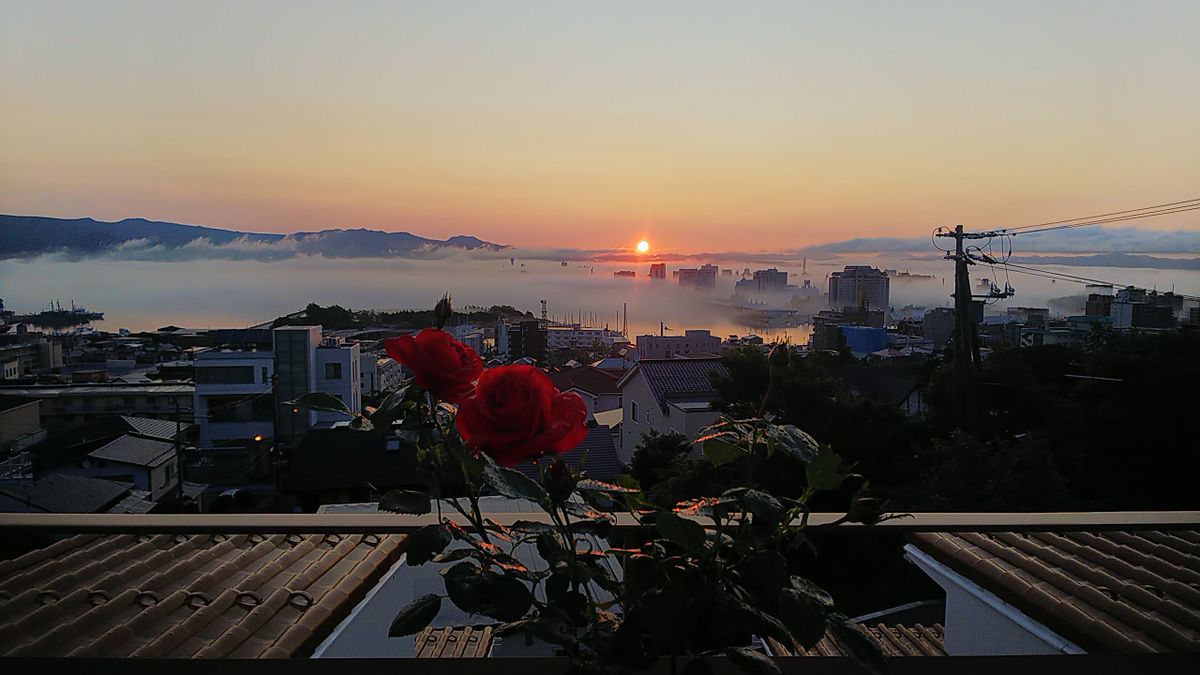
<box><xmin>636</xmin><ymin>240</ymin><xmax>650</xmax><ymax>253</ymax></box>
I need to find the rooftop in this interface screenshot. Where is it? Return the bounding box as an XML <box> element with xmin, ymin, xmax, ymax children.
<box><xmin>909</xmin><ymin>529</ymin><xmax>1200</xmax><ymax>653</ymax></box>
<box><xmin>548</xmin><ymin>366</ymin><xmax>622</xmax><ymax>397</ymax></box>
<box><xmin>618</xmin><ymin>358</ymin><xmax>728</xmax><ymax>413</ymax></box>
<box><xmin>0</xmin><ymin>474</ymin><xmax>133</xmax><ymax>514</ymax></box>
<box><xmin>90</xmin><ymin>435</ymin><xmax>176</xmax><ymax>467</ymax></box>
<box><xmin>0</xmin><ymin>395</ymin><xmax>39</xmax><ymax>414</ymax></box>
<box><xmin>0</xmin><ymin>532</ymin><xmax>404</xmax><ymax>657</ymax></box>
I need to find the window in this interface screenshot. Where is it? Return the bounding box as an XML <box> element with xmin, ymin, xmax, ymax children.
<box><xmin>325</xmin><ymin>362</ymin><xmax>343</xmax><ymax>380</ymax></box>
<box><xmin>631</xmin><ymin>400</ymin><xmax>639</xmax><ymax>424</ymax></box>
<box><xmin>646</xmin><ymin>409</ymin><xmax>651</xmax><ymax>424</ymax></box>
<box><xmin>261</xmin><ymin>367</ymin><xmax>269</xmax><ymax>384</ymax></box>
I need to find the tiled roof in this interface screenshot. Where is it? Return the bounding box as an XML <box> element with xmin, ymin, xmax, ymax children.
<box><xmin>910</xmin><ymin>530</ymin><xmax>1200</xmax><ymax>653</ymax></box>
<box><xmin>515</xmin><ymin>425</ymin><xmax>624</xmax><ymax>481</ymax></box>
<box><xmin>119</xmin><ymin>415</ymin><xmax>190</xmax><ymax>441</ymax></box>
<box><xmin>549</xmin><ymin>367</ymin><xmax>621</xmax><ymax>396</ymax></box>
<box><xmin>0</xmin><ymin>532</ymin><xmax>405</xmax><ymax>657</ymax></box>
<box><xmin>768</xmin><ymin>623</ymin><xmax>946</xmax><ymax>657</ymax></box>
<box><xmin>0</xmin><ymin>473</ymin><xmax>130</xmax><ymax>513</ymax></box>
<box><xmin>414</xmin><ymin>626</ymin><xmax>494</xmax><ymax>658</ymax></box>
<box><xmin>90</xmin><ymin>434</ymin><xmax>175</xmax><ymax>467</ymax></box>
<box><xmin>619</xmin><ymin>358</ymin><xmax>728</xmax><ymax>413</ymax></box>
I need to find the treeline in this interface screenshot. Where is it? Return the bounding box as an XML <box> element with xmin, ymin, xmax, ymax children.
<box><xmin>271</xmin><ymin>303</ymin><xmax>533</xmax><ymax>330</ymax></box>
<box><xmin>632</xmin><ymin>328</ymin><xmax>1200</xmax><ymax>514</ymax></box>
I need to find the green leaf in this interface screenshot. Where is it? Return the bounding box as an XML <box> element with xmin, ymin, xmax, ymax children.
<box><xmin>738</xmin><ymin>490</ymin><xmax>785</xmax><ymax>526</ymax></box>
<box><xmin>509</xmin><ymin>519</ymin><xmax>557</xmax><ymax>534</ymax></box>
<box><xmin>405</xmin><ymin>524</ymin><xmax>452</xmax><ymax>566</ymax></box>
<box><xmin>287</xmin><ymin>391</ymin><xmax>353</xmax><ymax>416</ymax></box>
<box><xmin>378</xmin><ymin>489</ymin><xmax>431</xmax><ymax>515</ymax></box>
<box><xmin>655</xmin><ymin>511</ymin><xmax>707</xmax><ymax>551</ymax></box>
<box><xmin>388</xmin><ymin>593</ymin><xmax>441</xmax><ymax>637</ymax></box>
<box><xmin>826</xmin><ymin>613</ymin><xmax>889</xmax><ymax>675</ymax></box>
<box><xmin>366</xmin><ymin>381</ymin><xmax>413</xmax><ymax>429</ymax></box>
<box><xmin>765</xmin><ymin>424</ymin><xmax>820</xmax><ymax>463</ymax></box>
<box><xmin>724</xmin><ymin>647</ymin><xmax>781</xmax><ymax>675</ymax></box>
<box><xmin>703</xmin><ymin>437</ymin><xmax>743</xmax><ymax>467</ymax></box>
<box><xmin>442</xmin><ymin>562</ymin><xmax>485</xmax><ymax>614</ymax></box>
<box><xmin>482</xmin><ymin>462</ymin><xmax>547</xmax><ymax>502</ymax></box>
<box><xmin>778</xmin><ymin>584</ymin><xmax>831</xmax><ymax>649</ymax></box>
<box><xmin>348</xmin><ymin>415</ymin><xmax>374</xmax><ymax>431</ymax></box>
<box><xmin>430</xmin><ymin>547</ymin><xmax>475</xmax><ymax>564</ymax></box>
<box><xmin>477</xmin><ymin>573</ymin><xmax>533</xmax><ymax>622</ymax></box>
<box><xmin>575</xmin><ymin>478</ymin><xmax>640</xmax><ymax>495</ymax></box>
<box><xmin>805</xmin><ymin>446</ymin><xmax>845</xmax><ymax>492</ymax></box>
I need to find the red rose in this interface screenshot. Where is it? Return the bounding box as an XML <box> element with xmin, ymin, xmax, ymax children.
<box><xmin>455</xmin><ymin>365</ymin><xmax>589</xmax><ymax>467</ymax></box>
<box><xmin>385</xmin><ymin>329</ymin><xmax>483</xmax><ymax>404</ymax></box>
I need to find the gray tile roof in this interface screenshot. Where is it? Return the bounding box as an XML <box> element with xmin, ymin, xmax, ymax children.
<box><xmin>118</xmin><ymin>415</ymin><xmax>189</xmax><ymax>441</ymax></box>
<box><xmin>89</xmin><ymin>434</ymin><xmax>175</xmax><ymax>467</ymax></box>
<box><xmin>0</xmin><ymin>473</ymin><xmax>130</xmax><ymax>513</ymax></box>
<box><xmin>516</xmin><ymin>424</ymin><xmax>624</xmax><ymax>481</ymax></box>
<box><xmin>621</xmin><ymin>358</ymin><xmax>728</xmax><ymax>413</ymax></box>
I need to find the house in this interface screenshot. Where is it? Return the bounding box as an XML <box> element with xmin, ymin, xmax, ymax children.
<box><xmin>548</xmin><ymin>366</ymin><xmax>622</xmax><ymax>417</ymax></box>
<box><xmin>905</xmin><ymin>529</ymin><xmax>1200</xmax><ymax>654</ymax></box>
<box><xmin>615</xmin><ymin>358</ymin><xmax>728</xmax><ymax>461</ymax></box>
<box><xmin>514</xmin><ymin>424</ymin><xmax>623</xmax><ymax>482</ymax></box>
<box><xmin>47</xmin><ymin>434</ymin><xmax>179</xmax><ymax>502</ymax></box>
<box><xmin>25</xmin><ymin>414</ymin><xmax>192</xmax><ymax>479</ymax></box>
<box><xmin>835</xmin><ymin>366</ymin><xmax>927</xmax><ymax>416</ymax></box>
<box><xmin>0</xmin><ymin>472</ymin><xmax>154</xmax><ymax>514</ymax></box>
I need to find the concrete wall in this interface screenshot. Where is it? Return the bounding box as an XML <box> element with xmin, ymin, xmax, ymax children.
<box><xmin>905</xmin><ymin>545</ymin><xmax>1083</xmax><ymax>656</ymax></box>
<box><xmin>0</xmin><ymin>400</ymin><xmax>40</xmax><ymax>450</ymax></box>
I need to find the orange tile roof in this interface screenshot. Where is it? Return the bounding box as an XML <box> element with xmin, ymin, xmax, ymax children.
<box><xmin>0</xmin><ymin>532</ymin><xmax>405</xmax><ymax>657</ymax></box>
<box><xmin>910</xmin><ymin>530</ymin><xmax>1200</xmax><ymax>653</ymax></box>
<box><xmin>768</xmin><ymin>623</ymin><xmax>946</xmax><ymax>657</ymax></box>
<box><xmin>414</xmin><ymin>626</ymin><xmax>495</xmax><ymax>658</ymax></box>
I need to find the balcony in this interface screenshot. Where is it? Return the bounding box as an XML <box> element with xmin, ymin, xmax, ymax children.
<box><xmin>0</xmin><ymin>511</ymin><xmax>1195</xmax><ymax>673</ymax></box>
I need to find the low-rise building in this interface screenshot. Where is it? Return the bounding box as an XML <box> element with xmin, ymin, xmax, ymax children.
<box><xmin>635</xmin><ymin>330</ymin><xmax>721</xmax><ymax>359</ymax></box>
<box><xmin>49</xmin><ymin>433</ymin><xmax>179</xmax><ymax>502</ymax></box>
<box><xmin>0</xmin><ymin>382</ymin><xmax>194</xmax><ymax>434</ymax></box>
<box><xmin>0</xmin><ymin>394</ymin><xmax>42</xmax><ymax>453</ymax></box>
<box><xmin>193</xmin><ymin>347</ymin><xmax>274</xmax><ymax>450</ymax></box>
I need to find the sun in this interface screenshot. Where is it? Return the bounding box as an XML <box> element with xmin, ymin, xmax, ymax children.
<box><xmin>636</xmin><ymin>240</ymin><xmax>650</xmax><ymax>254</ymax></box>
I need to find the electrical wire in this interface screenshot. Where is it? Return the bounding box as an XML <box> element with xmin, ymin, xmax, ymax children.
<box><xmin>1001</xmin><ymin>204</ymin><xmax>1200</xmax><ymax>236</ymax></box>
<box><xmin>1002</xmin><ymin>198</ymin><xmax>1200</xmax><ymax>232</ymax></box>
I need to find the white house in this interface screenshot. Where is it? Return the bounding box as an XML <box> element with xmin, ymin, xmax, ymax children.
<box><xmin>615</xmin><ymin>358</ymin><xmax>727</xmax><ymax>462</ymax></box>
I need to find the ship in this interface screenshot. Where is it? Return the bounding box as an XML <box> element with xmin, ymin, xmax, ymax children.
<box><xmin>11</xmin><ymin>300</ymin><xmax>104</xmax><ymax>329</ymax></box>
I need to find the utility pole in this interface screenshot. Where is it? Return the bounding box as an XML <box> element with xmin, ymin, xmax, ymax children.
<box><xmin>936</xmin><ymin>224</ymin><xmax>1014</xmax><ymax>434</ymax></box>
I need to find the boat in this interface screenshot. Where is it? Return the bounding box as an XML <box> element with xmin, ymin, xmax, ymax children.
<box><xmin>11</xmin><ymin>300</ymin><xmax>104</xmax><ymax>329</ymax></box>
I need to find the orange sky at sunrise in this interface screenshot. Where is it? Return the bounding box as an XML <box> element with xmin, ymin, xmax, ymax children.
<box><xmin>2</xmin><ymin>1</ymin><xmax>1198</xmax><ymax>253</ymax></box>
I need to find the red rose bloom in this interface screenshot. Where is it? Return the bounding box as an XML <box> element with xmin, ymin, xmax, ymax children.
<box><xmin>385</xmin><ymin>329</ymin><xmax>483</xmax><ymax>404</ymax></box>
<box><xmin>455</xmin><ymin>365</ymin><xmax>589</xmax><ymax>467</ymax></box>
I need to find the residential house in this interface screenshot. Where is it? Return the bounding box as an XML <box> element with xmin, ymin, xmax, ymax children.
<box><xmin>548</xmin><ymin>366</ymin><xmax>622</xmax><ymax>417</ymax></box>
<box><xmin>616</xmin><ymin>358</ymin><xmax>728</xmax><ymax>461</ymax></box>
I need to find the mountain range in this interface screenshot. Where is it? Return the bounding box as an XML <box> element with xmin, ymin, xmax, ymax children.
<box><xmin>0</xmin><ymin>215</ymin><xmax>506</xmax><ymax>259</ymax></box>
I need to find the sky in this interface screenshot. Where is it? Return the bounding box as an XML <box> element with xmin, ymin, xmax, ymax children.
<box><xmin>2</xmin><ymin>1</ymin><xmax>1198</xmax><ymax>253</ymax></box>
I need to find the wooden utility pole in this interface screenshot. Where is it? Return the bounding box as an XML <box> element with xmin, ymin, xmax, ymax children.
<box><xmin>936</xmin><ymin>224</ymin><xmax>1014</xmax><ymax>434</ymax></box>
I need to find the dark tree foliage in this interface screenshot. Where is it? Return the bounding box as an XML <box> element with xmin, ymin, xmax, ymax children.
<box><xmin>271</xmin><ymin>303</ymin><xmax>533</xmax><ymax>331</ymax></box>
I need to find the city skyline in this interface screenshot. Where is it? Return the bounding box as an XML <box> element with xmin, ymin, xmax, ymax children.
<box><xmin>3</xmin><ymin>1</ymin><xmax>1199</xmax><ymax>253</ymax></box>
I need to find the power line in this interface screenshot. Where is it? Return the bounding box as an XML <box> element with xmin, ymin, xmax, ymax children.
<box><xmin>1002</xmin><ymin>198</ymin><xmax>1200</xmax><ymax>231</ymax></box>
<box><xmin>1003</xmin><ymin>204</ymin><xmax>1200</xmax><ymax>237</ymax></box>
<box><xmin>975</xmin><ymin>260</ymin><xmax>1200</xmax><ymax>302</ymax></box>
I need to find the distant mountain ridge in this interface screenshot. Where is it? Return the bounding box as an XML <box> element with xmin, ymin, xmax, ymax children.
<box><xmin>0</xmin><ymin>215</ymin><xmax>507</xmax><ymax>258</ymax></box>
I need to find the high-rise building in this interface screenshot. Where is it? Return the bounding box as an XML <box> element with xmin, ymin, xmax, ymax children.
<box><xmin>649</xmin><ymin>263</ymin><xmax>666</xmax><ymax>279</ymax></box>
<box><xmin>753</xmin><ymin>268</ymin><xmax>788</xmax><ymax>292</ymax></box>
<box><xmin>828</xmin><ymin>266</ymin><xmax>890</xmax><ymax>310</ymax></box>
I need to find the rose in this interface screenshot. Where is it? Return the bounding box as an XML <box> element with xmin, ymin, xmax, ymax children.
<box><xmin>455</xmin><ymin>365</ymin><xmax>589</xmax><ymax>467</ymax></box>
<box><xmin>385</xmin><ymin>329</ymin><xmax>483</xmax><ymax>404</ymax></box>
